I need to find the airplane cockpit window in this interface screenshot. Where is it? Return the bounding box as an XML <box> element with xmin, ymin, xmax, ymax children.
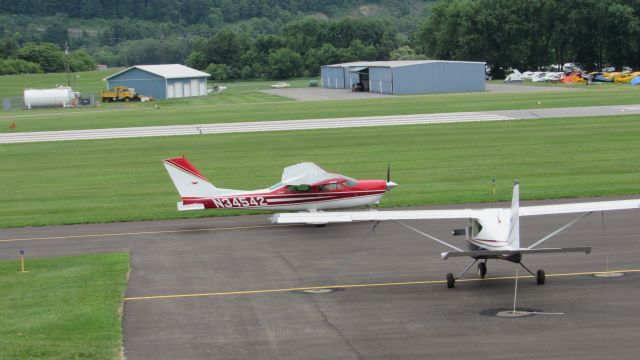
<box><xmin>287</xmin><ymin>184</ymin><xmax>311</xmax><ymax>192</ymax></box>
<box><xmin>319</xmin><ymin>183</ymin><xmax>342</xmax><ymax>191</ymax></box>
<box><xmin>345</xmin><ymin>178</ymin><xmax>358</xmax><ymax>187</ymax></box>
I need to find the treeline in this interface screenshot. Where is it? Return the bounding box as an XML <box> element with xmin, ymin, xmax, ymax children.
<box><xmin>3</xmin><ymin>0</ymin><xmax>640</xmax><ymax>79</ymax></box>
<box><xmin>419</xmin><ymin>0</ymin><xmax>640</xmax><ymax>73</ymax></box>
<box><xmin>0</xmin><ymin>35</ymin><xmax>95</xmax><ymax>75</ymax></box>
<box><xmin>1</xmin><ymin>0</ymin><xmax>390</xmax><ymax>25</ymax></box>
<box><xmin>186</xmin><ymin>17</ymin><xmax>413</xmax><ymax>79</ymax></box>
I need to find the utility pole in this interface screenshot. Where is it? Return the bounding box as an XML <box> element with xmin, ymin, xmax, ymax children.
<box><xmin>65</xmin><ymin>41</ymin><xmax>71</xmax><ymax>87</ymax></box>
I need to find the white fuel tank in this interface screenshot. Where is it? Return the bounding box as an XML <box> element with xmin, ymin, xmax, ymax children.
<box><xmin>23</xmin><ymin>87</ymin><xmax>74</xmax><ymax>109</ymax></box>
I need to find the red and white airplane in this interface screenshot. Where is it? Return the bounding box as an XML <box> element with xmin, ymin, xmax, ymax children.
<box><xmin>163</xmin><ymin>156</ymin><xmax>397</xmax><ymax>212</ymax></box>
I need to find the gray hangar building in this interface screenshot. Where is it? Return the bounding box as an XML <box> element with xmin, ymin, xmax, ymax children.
<box><xmin>320</xmin><ymin>60</ymin><xmax>485</xmax><ymax>94</ymax></box>
<box><xmin>103</xmin><ymin>64</ymin><xmax>210</xmax><ymax>100</ymax></box>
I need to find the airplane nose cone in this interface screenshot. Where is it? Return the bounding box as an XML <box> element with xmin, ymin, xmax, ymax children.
<box><xmin>386</xmin><ymin>181</ymin><xmax>398</xmax><ymax>190</ymax></box>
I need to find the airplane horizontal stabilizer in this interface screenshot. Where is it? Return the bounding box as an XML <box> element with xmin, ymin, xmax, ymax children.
<box><xmin>441</xmin><ymin>246</ymin><xmax>592</xmax><ymax>260</ymax></box>
<box><xmin>177</xmin><ymin>202</ymin><xmax>206</xmax><ymax>211</ymax></box>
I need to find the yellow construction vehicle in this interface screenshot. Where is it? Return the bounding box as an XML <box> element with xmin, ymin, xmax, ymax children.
<box><xmin>101</xmin><ymin>86</ymin><xmax>140</xmax><ymax>102</ymax></box>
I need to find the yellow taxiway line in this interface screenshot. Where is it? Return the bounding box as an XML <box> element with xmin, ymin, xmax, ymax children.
<box><xmin>0</xmin><ymin>224</ymin><xmax>294</xmax><ymax>243</ymax></box>
<box><xmin>124</xmin><ymin>268</ymin><xmax>640</xmax><ymax>301</ymax></box>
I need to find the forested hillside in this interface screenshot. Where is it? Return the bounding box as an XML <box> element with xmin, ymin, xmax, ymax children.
<box><xmin>1</xmin><ymin>0</ymin><xmax>639</xmax><ymax>79</ymax></box>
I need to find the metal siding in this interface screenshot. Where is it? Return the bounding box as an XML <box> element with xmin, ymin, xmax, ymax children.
<box><xmin>391</xmin><ymin>62</ymin><xmax>485</xmax><ymax>94</ymax></box>
<box><xmin>106</xmin><ymin>68</ymin><xmax>167</xmax><ymax>99</ymax></box>
<box><xmin>369</xmin><ymin>67</ymin><xmax>393</xmax><ymax>94</ymax></box>
<box><xmin>165</xmin><ymin>77</ymin><xmax>208</xmax><ymax>98</ymax></box>
<box><xmin>320</xmin><ymin>66</ymin><xmax>345</xmax><ymax>89</ymax></box>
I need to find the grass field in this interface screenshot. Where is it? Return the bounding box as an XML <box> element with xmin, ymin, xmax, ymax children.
<box><xmin>0</xmin><ymin>69</ymin><xmax>122</xmax><ymax>98</ymax></box>
<box><xmin>0</xmin><ymin>253</ymin><xmax>129</xmax><ymax>359</ymax></box>
<box><xmin>2</xmin><ymin>80</ymin><xmax>640</xmax><ymax>133</ymax></box>
<box><xmin>1</xmin><ymin>115</ymin><xmax>638</xmax><ymax>228</ymax></box>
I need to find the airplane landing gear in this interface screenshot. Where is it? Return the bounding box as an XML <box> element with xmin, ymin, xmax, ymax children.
<box><xmin>536</xmin><ymin>269</ymin><xmax>545</xmax><ymax>284</ymax></box>
<box><xmin>478</xmin><ymin>262</ymin><xmax>487</xmax><ymax>279</ymax></box>
<box><xmin>446</xmin><ymin>273</ymin><xmax>455</xmax><ymax>288</ymax></box>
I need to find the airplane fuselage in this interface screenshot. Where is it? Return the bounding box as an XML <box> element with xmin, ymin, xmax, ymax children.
<box><xmin>181</xmin><ymin>180</ymin><xmax>388</xmax><ymax>211</ymax></box>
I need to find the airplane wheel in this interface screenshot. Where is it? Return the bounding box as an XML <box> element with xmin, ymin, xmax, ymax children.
<box><xmin>446</xmin><ymin>273</ymin><xmax>455</xmax><ymax>288</ymax></box>
<box><xmin>536</xmin><ymin>269</ymin><xmax>545</xmax><ymax>285</ymax></box>
<box><xmin>478</xmin><ymin>262</ymin><xmax>487</xmax><ymax>279</ymax></box>
<box><xmin>314</xmin><ymin>224</ymin><xmax>326</xmax><ymax>228</ymax></box>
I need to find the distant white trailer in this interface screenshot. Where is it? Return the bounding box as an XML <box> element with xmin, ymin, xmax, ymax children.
<box><xmin>23</xmin><ymin>87</ymin><xmax>74</xmax><ymax>109</ymax></box>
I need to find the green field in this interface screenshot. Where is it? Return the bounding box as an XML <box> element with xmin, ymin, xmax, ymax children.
<box><xmin>2</xmin><ymin>79</ymin><xmax>640</xmax><ymax>133</ymax></box>
<box><xmin>1</xmin><ymin>115</ymin><xmax>639</xmax><ymax>228</ymax></box>
<box><xmin>0</xmin><ymin>253</ymin><xmax>129</xmax><ymax>359</ymax></box>
<box><xmin>0</xmin><ymin>69</ymin><xmax>121</xmax><ymax>98</ymax></box>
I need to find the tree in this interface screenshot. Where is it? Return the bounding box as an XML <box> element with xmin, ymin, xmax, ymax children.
<box><xmin>69</xmin><ymin>49</ymin><xmax>96</xmax><ymax>71</ymax></box>
<box><xmin>389</xmin><ymin>45</ymin><xmax>428</xmax><ymax>60</ymax></box>
<box><xmin>206</xmin><ymin>63</ymin><xmax>230</xmax><ymax>80</ymax></box>
<box><xmin>186</xmin><ymin>50</ymin><xmax>208</xmax><ymax>70</ymax></box>
<box><xmin>0</xmin><ymin>33</ymin><xmax>21</xmax><ymax>59</ymax></box>
<box><xmin>17</xmin><ymin>43</ymin><xmax>65</xmax><ymax>72</ymax></box>
<box><xmin>0</xmin><ymin>58</ymin><xmax>42</xmax><ymax>75</ymax></box>
<box><xmin>266</xmin><ymin>47</ymin><xmax>302</xmax><ymax>79</ymax></box>
<box><xmin>42</xmin><ymin>17</ymin><xmax>69</xmax><ymax>46</ymax></box>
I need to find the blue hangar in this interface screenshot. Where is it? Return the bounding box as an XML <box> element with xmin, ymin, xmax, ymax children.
<box><xmin>103</xmin><ymin>64</ymin><xmax>210</xmax><ymax>100</ymax></box>
<box><xmin>320</xmin><ymin>60</ymin><xmax>485</xmax><ymax>94</ymax></box>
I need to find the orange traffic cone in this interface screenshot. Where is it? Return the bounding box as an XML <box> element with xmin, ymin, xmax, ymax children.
<box><xmin>9</xmin><ymin>122</ymin><xmax>16</xmax><ymax>129</ymax></box>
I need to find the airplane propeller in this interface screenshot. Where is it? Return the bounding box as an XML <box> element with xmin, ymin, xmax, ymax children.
<box><xmin>386</xmin><ymin>163</ymin><xmax>397</xmax><ymax>190</ymax></box>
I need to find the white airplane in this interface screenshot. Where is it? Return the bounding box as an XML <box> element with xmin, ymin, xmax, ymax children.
<box><xmin>270</xmin><ymin>181</ymin><xmax>640</xmax><ymax>288</ymax></box>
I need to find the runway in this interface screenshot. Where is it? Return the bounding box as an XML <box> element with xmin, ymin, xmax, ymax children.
<box><xmin>2</xmin><ymin>104</ymin><xmax>640</xmax><ymax>144</ymax></box>
<box><xmin>1</xmin><ymin>197</ymin><xmax>638</xmax><ymax>359</ymax></box>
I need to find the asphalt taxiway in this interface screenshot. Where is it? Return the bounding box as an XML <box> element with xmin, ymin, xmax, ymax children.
<box><xmin>0</xmin><ymin>198</ymin><xmax>638</xmax><ymax>359</ymax></box>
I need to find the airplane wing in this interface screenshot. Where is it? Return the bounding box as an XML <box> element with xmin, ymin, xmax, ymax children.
<box><xmin>270</xmin><ymin>198</ymin><xmax>640</xmax><ymax>225</ymax></box>
<box><xmin>519</xmin><ymin>199</ymin><xmax>640</xmax><ymax>216</ymax></box>
<box><xmin>281</xmin><ymin>162</ymin><xmax>343</xmax><ymax>185</ymax></box>
<box><xmin>270</xmin><ymin>209</ymin><xmax>476</xmax><ymax>225</ymax></box>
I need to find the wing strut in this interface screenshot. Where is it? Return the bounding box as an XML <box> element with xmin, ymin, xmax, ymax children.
<box><xmin>394</xmin><ymin>220</ymin><xmax>463</xmax><ymax>252</ymax></box>
<box><xmin>528</xmin><ymin>211</ymin><xmax>593</xmax><ymax>249</ymax></box>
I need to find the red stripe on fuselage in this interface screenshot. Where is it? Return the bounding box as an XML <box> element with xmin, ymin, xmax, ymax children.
<box><xmin>182</xmin><ymin>190</ymin><xmax>386</xmax><ymax>208</ymax></box>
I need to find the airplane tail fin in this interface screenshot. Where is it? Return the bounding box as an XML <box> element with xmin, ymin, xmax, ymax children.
<box><xmin>162</xmin><ymin>157</ymin><xmax>219</xmax><ymax>199</ymax></box>
<box><xmin>507</xmin><ymin>180</ymin><xmax>520</xmax><ymax>248</ymax></box>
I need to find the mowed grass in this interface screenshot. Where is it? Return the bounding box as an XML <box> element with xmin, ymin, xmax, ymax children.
<box><xmin>0</xmin><ymin>68</ymin><xmax>123</xmax><ymax>98</ymax></box>
<box><xmin>0</xmin><ymin>253</ymin><xmax>129</xmax><ymax>360</ymax></box>
<box><xmin>0</xmin><ymin>115</ymin><xmax>639</xmax><ymax>228</ymax></box>
<box><xmin>2</xmin><ymin>82</ymin><xmax>640</xmax><ymax>133</ymax></box>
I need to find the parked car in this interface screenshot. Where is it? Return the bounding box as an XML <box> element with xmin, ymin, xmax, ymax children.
<box><xmin>270</xmin><ymin>82</ymin><xmax>290</xmax><ymax>88</ymax></box>
<box><xmin>352</xmin><ymin>82</ymin><xmax>365</xmax><ymax>92</ymax></box>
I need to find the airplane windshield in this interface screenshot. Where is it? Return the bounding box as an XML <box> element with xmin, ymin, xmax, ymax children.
<box><xmin>268</xmin><ymin>182</ymin><xmax>283</xmax><ymax>190</ymax></box>
<box><xmin>345</xmin><ymin>177</ymin><xmax>358</xmax><ymax>187</ymax></box>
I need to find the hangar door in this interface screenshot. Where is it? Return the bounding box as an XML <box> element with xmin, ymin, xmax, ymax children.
<box><xmin>184</xmin><ymin>81</ymin><xmax>191</xmax><ymax>97</ymax></box>
<box><xmin>175</xmin><ymin>81</ymin><xmax>183</xmax><ymax>97</ymax></box>
<box><xmin>191</xmin><ymin>79</ymin><xmax>200</xmax><ymax>96</ymax></box>
<box><xmin>167</xmin><ymin>83</ymin><xmax>175</xmax><ymax>98</ymax></box>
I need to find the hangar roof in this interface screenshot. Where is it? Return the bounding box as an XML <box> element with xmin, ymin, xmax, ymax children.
<box><xmin>322</xmin><ymin>60</ymin><xmax>485</xmax><ymax>68</ymax></box>
<box><xmin>104</xmin><ymin>64</ymin><xmax>210</xmax><ymax>80</ymax></box>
